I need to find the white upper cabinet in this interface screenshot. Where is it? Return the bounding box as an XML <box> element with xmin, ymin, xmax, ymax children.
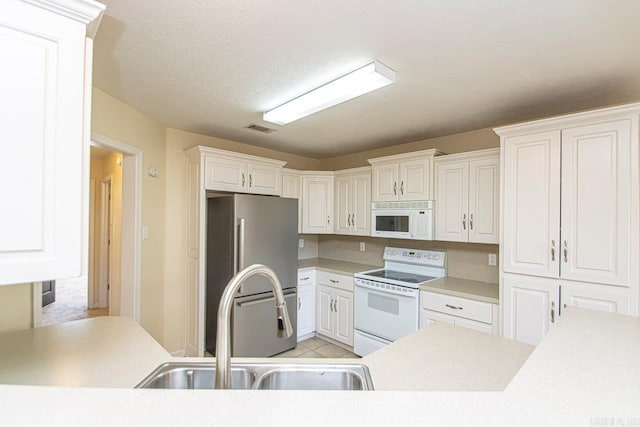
<box><xmin>498</xmin><ymin>107</ymin><xmax>639</xmax><ymax>288</ymax></box>
<box><xmin>435</xmin><ymin>149</ymin><xmax>499</xmax><ymax>244</ymax></box>
<box><xmin>301</xmin><ymin>174</ymin><xmax>334</xmax><ymax>234</ymax></box>
<box><xmin>560</xmin><ymin>121</ymin><xmax>631</xmax><ymax>286</ymax></box>
<box><xmin>368</xmin><ymin>149</ymin><xmax>443</xmax><ymax>202</ymax></box>
<box><xmin>502</xmin><ymin>131</ymin><xmax>561</xmax><ymax>278</ymax></box>
<box><xmin>334</xmin><ymin>167</ymin><xmax>371</xmax><ymax>236</ymax></box>
<box><xmin>281</xmin><ymin>169</ymin><xmax>301</xmax><ymax>233</ymax></box>
<box><xmin>202</xmin><ymin>147</ymin><xmax>285</xmax><ymax>196</ymax></box>
<box><xmin>0</xmin><ymin>0</ymin><xmax>104</xmax><ymax>285</ymax></box>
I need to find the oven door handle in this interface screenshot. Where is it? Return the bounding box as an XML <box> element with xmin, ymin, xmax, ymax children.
<box><xmin>355</xmin><ymin>283</ymin><xmax>416</xmax><ymax>299</ymax></box>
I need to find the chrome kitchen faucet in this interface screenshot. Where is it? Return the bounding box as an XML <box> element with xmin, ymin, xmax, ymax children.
<box><xmin>215</xmin><ymin>264</ymin><xmax>293</xmax><ymax>389</ymax></box>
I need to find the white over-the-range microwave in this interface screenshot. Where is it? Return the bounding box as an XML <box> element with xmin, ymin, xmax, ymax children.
<box><xmin>371</xmin><ymin>201</ymin><xmax>435</xmax><ymax>240</ymax></box>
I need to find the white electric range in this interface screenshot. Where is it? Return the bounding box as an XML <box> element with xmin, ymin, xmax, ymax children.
<box><xmin>353</xmin><ymin>247</ymin><xmax>446</xmax><ymax>356</ymax></box>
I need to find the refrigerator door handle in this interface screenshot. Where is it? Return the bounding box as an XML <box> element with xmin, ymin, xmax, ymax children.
<box><xmin>236</xmin><ymin>295</ymin><xmax>276</xmax><ymax>308</ymax></box>
<box><xmin>237</xmin><ymin>218</ymin><xmax>246</xmax><ymax>272</ymax></box>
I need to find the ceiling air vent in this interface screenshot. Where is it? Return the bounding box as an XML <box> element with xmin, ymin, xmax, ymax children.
<box><xmin>244</xmin><ymin>124</ymin><xmax>276</xmax><ymax>134</ymax></box>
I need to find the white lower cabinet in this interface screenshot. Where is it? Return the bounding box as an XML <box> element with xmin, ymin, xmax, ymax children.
<box><xmin>420</xmin><ymin>290</ymin><xmax>498</xmax><ymax>336</ymax></box>
<box><xmin>502</xmin><ymin>275</ymin><xmax>560</xmax><ymax>346</ymax></box>
<box><xmin>315</xmin><ymin>271</ymin><xmax>354</xmax><ymax>346</ymax></box>
<box><xmin>297</xmin><ymin>271</ymin><xmax>315</xmax><ymax>341</ymax></box>
<box><xmin>561</xmin><ymin>281</ymin><xmax>631</xmax><ymax>314</ymax></box>
<box><xmin>503</xmin><ymin>274</ymin><xmax>634</xmax><ymax>345</ymax></box>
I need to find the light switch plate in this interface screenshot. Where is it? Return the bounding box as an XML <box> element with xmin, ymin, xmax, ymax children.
<box><xmin>488</xmin><ymin>253</ymin><xmax>497</xmax><ymax>266</ymax></box>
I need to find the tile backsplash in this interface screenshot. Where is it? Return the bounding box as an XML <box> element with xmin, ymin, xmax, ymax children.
<box><xmin>315</xmin><ymin>235</ymin><xmax>498</xmax><ymax>283</ymax></box>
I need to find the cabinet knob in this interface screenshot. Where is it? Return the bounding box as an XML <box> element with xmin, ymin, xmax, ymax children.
<box><xmin>462</xmin><ymin>214</ymin><xmax>466</xmax><ymax>230</ymax></box>
<box><xmin>551</xmin><ymin>240</ymin><xmax>556</xmax><ymax>262</ymax></box>
<box><xmin>249</xmin><ymin>174</ymin><xmax>252</xmax><ymax>188</ymax></box>
<box><xmin>551</xmin><ymin>301</ymin><xmax>555</xmax><ymax>323</ymax></box>
<box><xmin>563</xmin><ymin>240</ymin><xmax>568</xmax><ymax>263</ymax></box>
<box><xmin>242</xmin><ymin>173</ymin><xmax>245</xmax><ymax>187</ymax></box>
<box><xmin>393</xmin><ymin>182</ymin><xmax>397</xmax><ymax>195</ymax></box>
<box><xmin>400</xmin><ymin>181</ymin><xmax>404</xmax><ymax>195</ymax></box>
<box><xmin>469</xmin><ymin>213</ymin><xmax>473</xmax><ymax>230</ymax></box>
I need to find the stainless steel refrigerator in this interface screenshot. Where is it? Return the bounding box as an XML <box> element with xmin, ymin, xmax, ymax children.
<box><xmin>206</xmin><ymin>194</ymin><xmax>298</xmax><ymax>357</ymax></box>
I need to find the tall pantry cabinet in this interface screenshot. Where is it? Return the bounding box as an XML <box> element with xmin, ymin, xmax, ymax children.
<box><xmin>495</xmin><ymin>103</ymin><xmax>640</xmax><ymax>345</ymax></box>
<box><xmin>0</xmin><ymin>0</ymin><xmax>104</xmax><ymax>285</ymax></box>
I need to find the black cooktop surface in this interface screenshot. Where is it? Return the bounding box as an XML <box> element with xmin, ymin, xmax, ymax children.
<box><xmin>364</xmin><ymin>269</ymin><xmax>436</xmax><ymax>284</ymax></box>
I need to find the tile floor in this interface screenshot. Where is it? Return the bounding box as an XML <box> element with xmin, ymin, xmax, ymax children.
<box><xmin>41</xmin><ymin>276</ymin><xmax>109</xmax><ymax>326</ymax></box>
<box><xmin>273</xmin><ymin>337</ymin><xmax>359</xmax><ymax>359</ymax></box>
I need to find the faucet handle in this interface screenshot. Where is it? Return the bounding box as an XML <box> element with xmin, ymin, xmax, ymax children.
<box><xmin>275</xmin><ymin>302</ymin><xmax>293</xmax><ymax>338</ymax></box>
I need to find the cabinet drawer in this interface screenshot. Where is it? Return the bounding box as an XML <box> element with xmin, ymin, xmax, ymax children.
<box><xmin>316</xmin><ymin>270</ymin><xmax>353</xmax><ymax>292</ymax></box>
<box><xmin>297</xmin><ymin>270</ymin><xmax>315</xmax><ymax>286</ymax></box>
<box><xmin>421</xmin><ymin>291</ymin><xmax>493</xmax><ymax>324</ymax></box>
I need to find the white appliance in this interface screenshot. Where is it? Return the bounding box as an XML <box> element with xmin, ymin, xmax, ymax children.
<box><xmin>371</xmin><ymin>201</ymin><xmax>435</xmax><ymax>240</ymax></box>
<box><xmin>354</xmin><ymin>247</ymin><xmax>446</xmax><ymax>356</ymax></box>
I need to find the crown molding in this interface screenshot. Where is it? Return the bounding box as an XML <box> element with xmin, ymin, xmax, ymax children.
<box><xmin>21</xmin><ymin>0</ymin><xmax>105</xmax><ymax>38</ymax></box>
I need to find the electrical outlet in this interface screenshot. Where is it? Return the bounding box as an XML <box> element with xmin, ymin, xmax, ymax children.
<box><xmin>298</xmin><ymin>238</ymin><xmax>305</xmax><ymax>249</ymax></box>
<box><xmin>488</xmin><ymin>253</ymin><xmax>497</xmax><ymax>266</ymax></box>
<box><xmin>359</xmin><ymin>242</ymin><xmax>366</xmax><ymax>252</ymax></box>
<box><xmin>142</xmin><ymin>225</ymin><xmax>149</xmax><ymax>240</ymax></box>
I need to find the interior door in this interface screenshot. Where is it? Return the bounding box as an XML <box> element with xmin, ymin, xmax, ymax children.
<box><xmin>42</xmin><ymin>280</ymin><xmax>56</xmax><ymax>307</ymax></box>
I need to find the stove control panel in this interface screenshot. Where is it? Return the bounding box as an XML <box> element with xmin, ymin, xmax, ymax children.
<box><xmin>383</xmin><ymin>247</ymin><xmax>446</xmax><ymax>267</ymax></box>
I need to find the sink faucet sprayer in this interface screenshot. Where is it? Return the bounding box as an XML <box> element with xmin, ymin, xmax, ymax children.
<box><xmin>215</xmin><ymin>264</ymin><xmax>293</xmax><ymax>389</ymax></box>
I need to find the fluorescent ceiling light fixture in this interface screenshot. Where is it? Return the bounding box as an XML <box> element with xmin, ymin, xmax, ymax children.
<box><xmin>263</xmin><ymin>60</ymin><xmax>396</xmax><ymax>125</ymax></box>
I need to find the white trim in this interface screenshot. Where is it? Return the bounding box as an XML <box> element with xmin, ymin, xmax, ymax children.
<box><xmin>185</xmin><ymin>145</ymin><xmax>287</xmax><ymax>167</ymax></box>
<box><xmin>333</xmin><ymin>166</ymin><xmax>372</xmax><ymax>176</ymax></box>
<box><xmin>367</xmin><ymin>148</ymin><xmax>445</xmax><ymax>165</ymax></box>
<box><xmin>91</xmin><ymin>132</ymin><xmax>143</xmax><ymax>322</ymax></box>
<box><xmin>493</xmin><ymin>102</ymin><xmax>640</xmax><ymax>137</ymax></box>
<box><xmin>433</xmin><ymin>148</ymin><xmax>500</xmax><ymax>165</ymax></box>
<box><xmin>88</xmin><ymin>178</ymin><xmax>96</xmax><ymax>309</ymax></box>
<box><xmin>32</xmin><ymin>282</ymin><xmax>42</xmax><ymax>328</ymax></box>
<box><xmin>99</xmin><ymin>176</ymin><xmax>112</xmax><ymax>311</ymax></box>
<box><xmin>20</xmin><ymin>0</ymin><xmax>105</xmax><ymax>35</ymax></box>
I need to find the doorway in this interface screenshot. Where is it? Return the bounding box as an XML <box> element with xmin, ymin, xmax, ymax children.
<box><xmin>33</xmin><ymin>133</ymin><xmax>142</xmax><ymax>326</ymax></box>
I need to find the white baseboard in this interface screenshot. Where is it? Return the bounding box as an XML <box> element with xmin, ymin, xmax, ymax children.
<box><xmin>170</xmin><ymin>349</ymin><xmax>186</xmax><ymax>357</ymax></box>
<box><xmin>296</xmin><ymin>332</ymin><xmax>315</xmax><ymax>342</ymax></box>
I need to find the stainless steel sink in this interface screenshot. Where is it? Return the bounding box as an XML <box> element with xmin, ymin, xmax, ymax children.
<box><xmin>135</xmin><ymin>362</ymin><xmax>373</xmax><ymax>391</ymax></box>
<box><xmin>136</xmin><ymin>362</ymin><xmax>256</xmax><ymax>390</ymax></box>
<box><xmin>256</xmin><ymin>367</ymin><xmax>367</xmax><ymax>390</ymax></box>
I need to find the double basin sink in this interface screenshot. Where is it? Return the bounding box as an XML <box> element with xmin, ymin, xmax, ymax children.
<box><xmin>136</xmin><ymin>362</ymin><xmax>374</xmax><ymax>391</ymax></box>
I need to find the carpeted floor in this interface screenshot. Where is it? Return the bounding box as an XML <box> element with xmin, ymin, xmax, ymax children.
<box><xmin>41</xmin><ymin>276</ymin><xmax>109</xmax><ymax>326</ymax></box>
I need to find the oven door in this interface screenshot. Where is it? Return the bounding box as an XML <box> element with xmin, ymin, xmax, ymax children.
<box><xmin>354</xmin><ymin>282</ymin><xmax>419</xmax><ymax>342</ymax></box>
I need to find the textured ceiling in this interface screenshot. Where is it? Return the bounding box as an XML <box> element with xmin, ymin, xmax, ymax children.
<box><xmin>93</xmin><ymin>0</ymin><xmax>640</xmax><ymax>158</ymax></box>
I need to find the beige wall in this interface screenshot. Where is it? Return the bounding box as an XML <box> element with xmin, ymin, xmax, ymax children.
<box><xmin>297</xmin><ymin>235</ymin><xmax>319</xmax><ymax>259</ymax></box>
<box><xmin>0</xmin><ymin>284</ymin><xmax>33</xmax><ymax>333</ymax></box>
<box><xmin>92</xmin><ymin>88</ymin><xmax>167</xmax><ymax>343</ymax></box>
<box><xmin>318</xmin><ymin>127</ymin><xmax>499</xmax><ymax>170</ymax></box>
<box><xmin>318</xmin><ymin>235</ymin><xmax>499</xmax><ymax>284</ymax></box>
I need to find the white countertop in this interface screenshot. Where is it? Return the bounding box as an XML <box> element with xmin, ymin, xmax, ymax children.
<box><xmin>298</xmin><ymin>257</ymin><xmax>379</xmax><ymax>275</ymax></box>
<box><xmin>1</xmin><ymin>308</ymin><xmax>639</xmax><ymax>425</ymax></box>
<box><xmin>365</xmin><ymin>322</ymin><xmax>533</xmax><ymax>390</ymax></box>
<box><xmin>420</xmin><ymin>277</ymin><xmax>499</xmax><ymax>304</ymax></box>
<box><xmin>0</xmin><ymin>317</ymin><xmax>169</xmax><ymax>388</ymax></box>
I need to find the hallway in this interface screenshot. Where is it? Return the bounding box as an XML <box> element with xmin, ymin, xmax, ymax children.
<box><xmin>41</xmin><ymin>276</ymin><xmax>109</xmax><ymax>326</ymax></box>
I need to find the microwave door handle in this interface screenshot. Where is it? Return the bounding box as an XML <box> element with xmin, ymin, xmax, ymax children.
<box><xmin>409</xmin><ymin>212</ymin><xmax>417</xmax><ymax>238</ymax></box>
